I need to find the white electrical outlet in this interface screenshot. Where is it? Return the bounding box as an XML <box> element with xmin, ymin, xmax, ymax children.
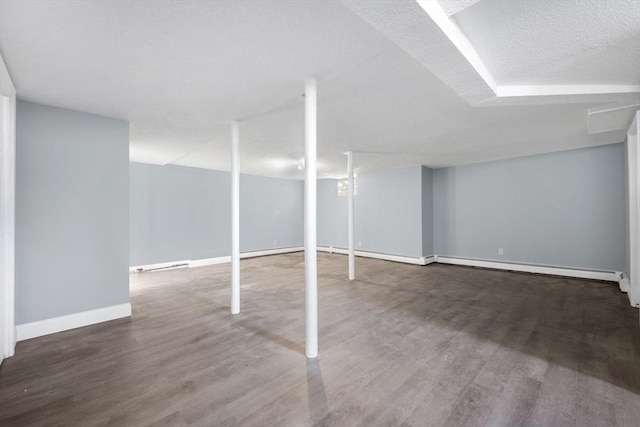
<box><xmin>358</xmin><ymin>241</ymin><xmax>362</xmax><ymax>248</ymax></box>
<box><xmin>273</xmin><ymin>240</ymin><xmax>278</xmax><ymax>246</ymax></box>
<box><xmin>498</xmin><ymin>248</ymin><xmax>504</xmax><ymax>255</ymax></box>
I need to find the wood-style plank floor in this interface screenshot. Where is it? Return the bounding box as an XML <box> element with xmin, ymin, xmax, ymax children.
<box><xmin>1</xmin><ymin>253</ymin><xmax>639</xmax><ymax>426</ymax></box>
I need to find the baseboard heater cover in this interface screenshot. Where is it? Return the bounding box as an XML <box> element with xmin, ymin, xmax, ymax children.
<box><xmin>435</xmin><ymin>256</ymin><xmax>619</xmax><ymax>283</ymax></box>
<box><xmin>130</xmin><ymin>246</ymin><xmax>305</xmax><ymax>273</ymax></box>
<box><xmin>317</xmin><ymin>246</ymin><xmax>434</xmax><ymax>266</ymax></box>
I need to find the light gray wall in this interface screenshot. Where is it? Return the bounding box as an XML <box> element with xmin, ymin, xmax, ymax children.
<box><xmin>240</xmin><ymin>173</ymin><xmax>304</xmax><ymax>252</ymax></box>
<box><xmin>130</xmin><ymin>164</ymin><xmax>230</xmax><ymax>265</ymax></box>
<box><xmin>317</xmin><ymin>179</ymin><xmax>347</xmax><ymax>249</ymax></box>
<box><xmin>318</xmin><ymin>166</ymin><xmax>424</xmax><ymax>258</ymax></box>
<box><xmin>356</xmin><ymin>166</ymin><xmax>425</xmax><ymax>257</ymax></box>
<box><xmin>421</xmin><ymin>166</ymin><xmax>434</xmax><ymax>256</ymax></box>
<box><xmin>16</xmin><ymin>100</ymin><xmax>129</xmax><ymax>324</ymax></box>
<box><xmin>433</xmin><ymin>144</ymin><xmax>627</xmax><ymax>272</ymax></box>
<box><xmin>129</xmin><ymin>163</ymin><xmax>303</xmax><ymax>266</ymax></box>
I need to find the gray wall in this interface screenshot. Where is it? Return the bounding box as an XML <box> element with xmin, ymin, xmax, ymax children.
<box><xmin>135</xmin><ymin>144</ymin><xmax>628</xmax><ymax>272</ymax></box>
<box><xmin>129</xmin><ymin>163</ymin><xmax>303</xmax><ymax>266</ymax></box>
<box><xmin>433</xmin><ymin>144</ymin><xmax>627</xmax><ymax>272</ymax></box>
<box><xmin>16</xmin><ymin>101</ymin><xmax>129</xmax><ymax>324</ymax></box>
<box><xmin>130</xmin><ymin>164</ymin><xmax>230</xmax><ymax>265</ymax></box>
<box><xmin>317</xmin><ymin>179</ymin><xmax>347</xmax><ymax>249</ymax></box>
<box><xmin>355</xmin><ymin>166</ymin><xmax>424</xmax><ymax>257</ymax></box>
<box><xmin>318</xmin><ymin>166</ymin><xmax>425</xmax><ymax>258</ymax></box>
<box><xmin>421</xmin><ymin>166</ymin><xmax>434</xmax><ymax>256</ymax></box>
<box><xmin>240</xmin><ymin>173</ymin><xmax>304</xmax><ymax>252</ymax></box>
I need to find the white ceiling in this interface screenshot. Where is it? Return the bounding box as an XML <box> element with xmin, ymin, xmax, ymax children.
<box><xmin>0</xmin><ymin>0</ymin><xmax>638</xmax><ymax>179</ymax></box>
<box><xmin>452</xmin><ymin>0</ymin><xmax>640</xmax><ymax>86</ymax></box>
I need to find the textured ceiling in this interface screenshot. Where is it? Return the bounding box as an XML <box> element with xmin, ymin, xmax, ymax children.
<box><xmin>0</xmin><ymin>0</ymin><xmax>638</xmax><ymax>179</ymax></box>
<box><xmin>453</xmin><ymin>0</ymin><xmax>640</xmax><ymax>86</ymax></box>
<box><xmin>438</xmin><ymin>0</ymin><xmax>482</xmax><ymax>16</ymax></box>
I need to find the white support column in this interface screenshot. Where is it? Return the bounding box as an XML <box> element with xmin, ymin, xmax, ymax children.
<box><xmin>0</xmin><ymin>53</ymin><xmax>17</xmax><ymax>360</ymax></box>
<box><xmin>230</xmin><ymin>121</ymin><xmax>240</xmax><ymax>315</ymax></box>
<box><xmin>304</xmin><ymin>77</ymin><xmax>318</xmax><ymax>358</ymax></box>
<box><xmin>347</xmin><ymin>151</ymin><xmax>355</xmax><ymax>280</ymax></box>
<box><xmin>627</xmin><ymin>112</ymin><xmax>640</xmax><ymax>309</ymax></box>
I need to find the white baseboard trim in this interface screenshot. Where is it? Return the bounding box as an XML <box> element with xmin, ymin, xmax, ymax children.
<box><xmin>131</xmin><ymin>246</ymin><xmax>305</xmax><ymax>272</ymax></box>
<box><xmin>190</xmin><ymin>246</ymin><xmax>305</xmax><ymax>268</ymax></box>
<box><xmin>129</xmin><ymin>260</ymin><xmax>190</xmax><ymax>273</ymax></box>
<box><xmin>130</xmin><ymin>249</ymin><xmax>623</xmax><ymax>287</ymax></box>
<box><xmin>436</xmin><ymin>256</ymin><xmax>619</xmax><ymax>282</ymax></box>
<box><xmin>16</xmin><ymin>303</ymin><xmax>132</xmax><ymax>342</ymax></box>
<box><xmin>423</xmin><ymin>256</ymin><xmax>436</xmax><ymax>265</ymax></box>
<box><xmin>617</xmin><ymin>273</ymin><xmax>640</xmax><ymax>308</ymax></box>
<box><xmin>242</xmin><ymin>246</ymin><xmax>304</xmax><ymax>259</ymax></box>
<box><xmin>188</xmin><ymin>256</ymin><xmax>230</xmax><ymax>268</ymax></box>
<box><xmin>317</xmin><ymin>246</ymin><xmax>434</xmax><ymax>266</ymax></box>
<box><xmin>617</xmin><ymin>272</ymin><xmax>630</xmax><ymax>293</ymax></box>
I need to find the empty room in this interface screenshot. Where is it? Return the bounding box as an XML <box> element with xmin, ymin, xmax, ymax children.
<box><xmin>1</xmin><ymin>0</ymin><xmax>639</xmax><ymax>426</ymax></box>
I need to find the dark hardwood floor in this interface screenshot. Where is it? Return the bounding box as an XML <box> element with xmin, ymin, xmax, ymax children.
<box><xmin>1</xmin><ymin>253</ymin><xmax>639</xmax><ymax>426</ymax></box>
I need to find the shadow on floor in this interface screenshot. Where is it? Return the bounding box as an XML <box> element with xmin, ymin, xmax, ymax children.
<box><xmin>236</xmin><ymin>319</ymin><xmax>305</xmax><ymax>356</ymax></box>
<box><xmin>306</xmin><ymin>358</ymin><xmax>330</xmax><ymax>425</ymax></box>
<box><xmin>353</xmin><ymin>261</ymin><xmax>640</xmax><ymax>397</ymax></box>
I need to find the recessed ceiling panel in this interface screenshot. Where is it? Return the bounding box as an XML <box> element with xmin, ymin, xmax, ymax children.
<box><xmin>452</xmin><ymin>0</ymin><xmax>640</xmax><ymax>86</ymax></box>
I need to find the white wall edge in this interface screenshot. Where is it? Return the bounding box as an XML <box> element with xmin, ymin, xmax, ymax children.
<box><xmin>1</xmin><ymin>51</ymin><xmax>17</xmax><ymax>361</ymax></box>
<box><xmin>131</xmin><ymin>246</ymin><xmax>305</xmax><ymax>272</ymax></box>
<box><xmin>627</xmin><ymin>112</ymin><xmax>640</xmax><ymax>310</ymax></box>
<box><xmin>436</xmin><ymin>256</ymin><xmax>619</xmax><ymax>282</ymax></box>
<box><xmin>16</xmin><ymin>303</ymin><xmax>131</xmax><ymax>342</ymax></box>
<box><xmin>318</xmin><ymin>246</ymin><xmax>430</xmax><ymax>266</ymax></box>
